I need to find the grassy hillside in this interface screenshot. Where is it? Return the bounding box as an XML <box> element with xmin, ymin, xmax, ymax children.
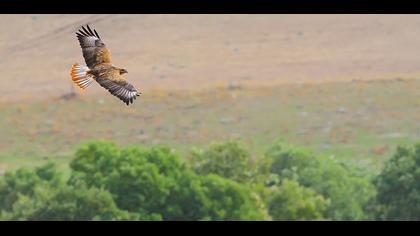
<box><xmin>1</xmin><ymin>78</ymin><xmax>418</xmax><ymax>174</ymax></box>
<box><xmin>1</xmin><ymin>14</ymin><xmax>420</xmax><ymax>175</ymax></box>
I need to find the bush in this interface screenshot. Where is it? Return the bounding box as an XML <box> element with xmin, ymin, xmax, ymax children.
<box><xmin>373</xmin><ymin>144</ymin><xmax>420</xmax><ymax>220</ymax></box>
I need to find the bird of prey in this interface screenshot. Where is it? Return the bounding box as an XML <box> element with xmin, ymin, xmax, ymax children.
<box><xmin>70</xmin><ymin>25</ymin><xmax>141</xmax><ymax>105</ymax></box>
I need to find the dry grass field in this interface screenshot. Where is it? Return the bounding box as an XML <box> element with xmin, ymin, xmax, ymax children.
<box><xmin>0</xmin><ymin>14</ymin><xmax>419</xmax><ymax>173</ymax></box>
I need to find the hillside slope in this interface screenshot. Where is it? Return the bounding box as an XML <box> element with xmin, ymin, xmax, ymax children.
<box><xmin>1</xmin><ymin>14</ymin><xmax>420</xmax><ymax>102</ymax></box>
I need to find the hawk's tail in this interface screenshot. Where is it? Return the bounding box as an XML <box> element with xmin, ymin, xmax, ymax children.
<box><xmin>70</xmin><ymin>63</ymin><xmax>93</xmax><ymax>90</ymax></box>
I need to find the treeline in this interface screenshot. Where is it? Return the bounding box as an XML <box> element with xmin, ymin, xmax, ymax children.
<box><xmin>0</xmin><ymin>140</ymin><xmax>419</xmax><ymax>220</ymax></box>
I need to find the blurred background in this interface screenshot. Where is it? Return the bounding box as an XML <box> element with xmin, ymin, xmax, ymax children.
<box><xmin>0</xmin><ymin>14</ymin><xmax>419</xmax><ymax>220</ymax></box>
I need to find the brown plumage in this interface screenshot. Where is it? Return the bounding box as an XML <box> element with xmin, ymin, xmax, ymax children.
<box><xmin>70</xmin><ymin>25</ymin><xmax>141</xmax><ymax>105</ymax></box>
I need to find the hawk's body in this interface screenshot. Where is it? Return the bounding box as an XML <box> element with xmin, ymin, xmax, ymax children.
<box><xmin>70</xmin><ymin>25</ymin><xmax>140</xmax><ymax>105</ymax></box>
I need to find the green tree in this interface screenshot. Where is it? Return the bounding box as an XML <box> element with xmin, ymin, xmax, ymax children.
<box><xmin>200</xmin><ymin>174</ymin><xmax>269</xmax><ymax>220</ymax></box>
<box><xmin>269</xmin><ymin>179</ymin><xmax>329</xmax><ymax>220</ymax></box>
<box><xmin>266</xmin><ymin>143</ymin><xmax>374</xmax><ymax>220</ymax></box>
<box><xmin>0</xmin><ymin>163</ymin><xmax>135</xmax><ymax>220</ymax></box>
<box><xmin>69</xmin><ymin>141</ymin><xmax>267</xmax><ymax>220</ymax></box>
<box><xmin>373</xmin><ymin>144</ymin><xmax>420</xmax><ymax>220</ymax></box>
<box><xmin>188</xmin><ymin>141</ymin><xmax>257</xmax><ymax>183</ymax></box>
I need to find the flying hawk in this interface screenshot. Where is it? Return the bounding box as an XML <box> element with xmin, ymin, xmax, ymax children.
<box><xmin>70</xmin><ymin>25</ymin><xmax>141</xmax><ymax>105</ymax></box>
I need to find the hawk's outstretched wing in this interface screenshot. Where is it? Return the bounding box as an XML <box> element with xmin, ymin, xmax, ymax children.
<box><xmin>76</xmin><ymin>25</ymin><xmax>112</xmax><ymax>68</ymax></box>
<box><xmin>96</xmin><ymin>76</ymin><xmax>141</xmax><ymax>105</ymax></box>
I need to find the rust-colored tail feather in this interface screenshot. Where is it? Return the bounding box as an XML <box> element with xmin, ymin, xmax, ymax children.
<box><xmin>70</xmin><ymin>63</ymin><xmax>93</xmax><ymax>90</ymax></box>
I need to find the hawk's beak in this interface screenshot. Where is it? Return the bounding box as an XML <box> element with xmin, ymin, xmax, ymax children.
<box><xmin>121</xmin><ymin>69</ymin><xmax>128</xmax><ymax>74</ymax></box>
